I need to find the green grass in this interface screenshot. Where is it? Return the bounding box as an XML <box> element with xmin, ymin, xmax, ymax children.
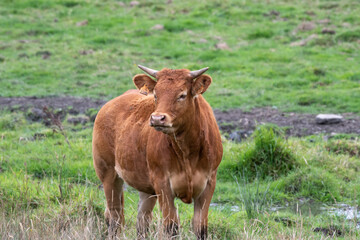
<box><xmin>1</xmin><ymin>112</ymin><xmax>359</xmax><ymax>238</ymax></box>
<box><xmin>1</xmin><ymin>0</ymin><xmax>360</xmax><ymax>238</ymax></box>
<box><xmin>0</xmin><ymin>0</ymin><xmax>360</xmax><ymax>113</ymax></box>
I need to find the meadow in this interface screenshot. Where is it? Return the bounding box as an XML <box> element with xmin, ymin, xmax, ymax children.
<box><xmin>0</xmin><ymin>0</ymin><xmax>360</xmax><ymax>239</ymax></box>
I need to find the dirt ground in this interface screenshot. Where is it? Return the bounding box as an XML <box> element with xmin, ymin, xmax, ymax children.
<box><xmin>213</xmin><ymin>108</ymin><xmax>360</xmax><ymax>138</ymax></box>
<box><xmin>1</xmin><ymin>96</ymin><xmax>359</xmax><ymax>138</ymax></box>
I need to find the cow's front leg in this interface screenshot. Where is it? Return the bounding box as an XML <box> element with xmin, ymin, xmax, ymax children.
<box><xmin>137</xmin><ymin>191</ymin><xmax>157</xmax><ymax>239</ymax></box>
<box><xmin>154</xmin><ymin>181</ymin><xmax>179</xmax><ymax>237</ymax></box>
<box><xmin>193</xmin><ymin>174</ymin><xmax>216</xmax><ymax>240</ymax></box>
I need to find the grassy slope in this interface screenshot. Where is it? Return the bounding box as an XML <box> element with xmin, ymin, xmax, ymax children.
<box><xmin>1</xmin><ymin>112</ymin><xmax>359</xmax><ymax>238</ymax></box>
<box><xmin>0</xmin><ymin>0</ymin><xmax>359</xmax><ymax>113</ymax></box>
<box><xmin>1</xmin><ymin>0</ymin><xmax>360</xmax><ymax>239</ymax></box>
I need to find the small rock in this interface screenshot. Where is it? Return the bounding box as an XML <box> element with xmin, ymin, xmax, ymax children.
<box><xmin>18</xmin><ymin>53</ymin><xmax>29</xmax><ymax>58</ymax></box>
<box><xmin>342</xmin><ymin>22</ymin><xmax>351</xmax><ymax>28</ymax></box>
<box><xmin>181</xmin><ymin>8</ymin><xmax>189</xmax><ymax>14</ymax></box>
<box><xmin>316</xmin><ymin>114</ymin><xmax>343</xmax><ymax>124</ymax></box>
<box><xmin>90</xmin><ymin>113</ymin><xmax>97</xmax><ymax>122</ymax></box>
<box><xmin>269</xmin><ymin>10</ymin><xmax>280</xmax><ymax>16</ymax></box>
<box><xmin>54</xmin><ymin>18</ymin><xmax>58</xmax><ymax>22</ymax></box>
<box><xmin>317</xmin><ymin>19</ymin><xmax>331</xmax><ymax>24</ymax></box>
<box><xmin>290</xmin><ymin>40</ymin><xmax>307</xmax><ymax>47</ymax></box>
<box><xmin>321</xmin><ymin>28</ymin><xmax>336</xmax><ymax>35</ymax></box>
<box><xmin>263</xmin><ymin>10</ymin><xmax>280</xmax><ymax>16</ymax></box>
<box><xmin>27</xmin><ymin>108</ymin><xmax>47</xmax><ymax>122</ymax></box>
<box><xmin>229</xmin><ymin>131</ymin><xmax>242</xmax><ymax>142</ymax></box>
<box><xmin>197</xmin><ymin>38</ymin><xmax>208</xmax><ymax>43</ymax></box>
<box><xmin>33</xmin><ymin>133</ymin><xmax>46</xmax><ymax>140</ymax></box>
<box><xmin>36</xmin><ymin>51</ymin><xmax>51</xmax><ymax>59</ymax></box>
<box><xmin>290</xmin><ymin>34</ymin><xmax>317</xmax><ymax>47</ymax></box>
<box><xmin>272</xmin><ymin>17</ymin><xmax>288</xmax><ymax>22</ymax></box>
<box><xmin>313</xmin><ymin>68</ymin><xmax>326</xmax><ymax>76</ymax></box>
<box><xmin>67</xmin><ymin>116</ymin><xmax>89</xmax><ymax>125</ymax></box>
<box><xmin>229</xmin><ymin>130</ymin><xmax>252</xmax><ymax>142</ymax></box>
<box><xmin>297</xmin><ymin>21</ymin><xmax>316</xmax><ymax>31</ymax></box>
<box><xmin>117</xmin><ymin>2</ymin><xmax>125</xmax><ymax>7</ymax></box>
<box><xmin>129</xmin><ymin>1</ymin><xmax>139</xmax><ymax>7</ymax></box>
<box><xmin>76</xmin><ymin>20</ymin><xmax>88</xmax><ymax>27</ymax></box>
<box><xmin>215</xmin><ymin>42</ymin><xmax>229</xmax><ymax>50</ymax></box>
<box><xmin>274</xmin><ymin>217</ymin><xmax>295</xmax><ymax>227</ymax></box>
<box><xmin>79</xmin><ymin>49</ymin><xmax>94</xmax><ymax>55</ymax></box>
<box><xmin>305</xmin><ymin>11</ymin><xmax>316</xmax><ymax>16</ymax></box>
<box><xmin>19</xmin><ymin>40</ymin><xmax>30</xmax><ymax>44</ymax></box>
<box><xmin>237</xmin><ymin>40</ymin><xmax>248</xmax><ymax>47</ymax></box>
<box><xmin>151</xmin><ymin>24</ymin><xmax>164</xmax><ymax>30</ymax></box>
<box><xmin>313</xmin><ymin>226</ymin><xmax>342</xmax><ymax>237</ymax></box>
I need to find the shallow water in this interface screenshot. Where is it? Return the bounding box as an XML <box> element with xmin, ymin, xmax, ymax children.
<box><xmin>271</xmin><ymin>200</ymin><xmax>360</xmax><ymax>229</ymax></box>
<box><xmin>209</xmin><ymin>203</ymin><xmax>241</xmax><ymax>212</ymax></box>
<box><xmin>210</xmin><ymin>200</ymin><xmax>360</xmax><ymax>228</ymax></box>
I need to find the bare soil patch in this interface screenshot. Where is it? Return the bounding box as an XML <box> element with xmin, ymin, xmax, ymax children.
<box><xmin>0</xmin><ymin>96</ymin><xmax>106</xmax><ymax>114</ymax></box>
<box><xmin>1</xmin><ymin>97</ymin><xmax>359</xmax><ymax>138</ymax></box>
<box><xmin>214</xmin><ymin>108</ymin><xmax>360</xmax><ymax>137</ymax></box>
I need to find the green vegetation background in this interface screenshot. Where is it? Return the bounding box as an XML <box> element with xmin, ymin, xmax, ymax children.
<box><xmin>0</xmin><ymin>0</ymin><xmax>359</xmax><ymax>238</ymax></box>
<box><xmin>1</xmin><ymin>0</ymin><xmax>359</xmax><ymax>113</ymax></box>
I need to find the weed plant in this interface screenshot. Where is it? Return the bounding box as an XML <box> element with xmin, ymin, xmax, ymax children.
<box><xmin>244</xmin><ymin>125</ymin><xmax>297</xmax><ymax>179</ymax></box>
<box><xmin>236</xmin><ymin>173</ymin><xmax>271</xmax><ymax>219</ymax></box>
<box><xmin>222</xmin><ymin>125</ymin><xmax>298</xmax><ymax>181</ymax></box>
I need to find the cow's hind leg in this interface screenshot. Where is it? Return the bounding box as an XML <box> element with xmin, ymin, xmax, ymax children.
<box><xmin>136</xmin><ymin>192</ymin><xmax>157</xmax><ymax>239</ymax></box>
<box><xmin>102</xmin><ymin>169</ymin><xmax>125</xmax><ymax>236</ymax></box>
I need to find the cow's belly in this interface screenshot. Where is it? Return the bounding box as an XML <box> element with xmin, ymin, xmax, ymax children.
<box><xmin>170</xmin><ymin>171</ymin><xmax>208</xmax><ymax>202</ymax></box>
<box><xmin>115</xmin><ymin>163</ymin><xmax>155</xmax><ymax>194</ymax></box>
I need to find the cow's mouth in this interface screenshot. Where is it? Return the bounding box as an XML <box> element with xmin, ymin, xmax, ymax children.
<box><xmin>152</xmin><ymin>125</ymin><xmax>174</xmax><ymax>133</ymax></box>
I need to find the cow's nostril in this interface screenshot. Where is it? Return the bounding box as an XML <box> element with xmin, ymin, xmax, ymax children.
<box><xmin>150</xmin><ymin>114</ymin><xmax>166</xmax><ymax>125</ymax></box>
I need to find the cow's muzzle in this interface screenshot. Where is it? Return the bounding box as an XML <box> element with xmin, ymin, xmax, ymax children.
<box><xmin>150</xmin><ymin>114</ymin><xmax>166</xmax><ymax>126</ymax></box>
<box><xmin>150</xmin><ymin>113</ymin><xmax>173</xmax><ymax>133</ymax></box>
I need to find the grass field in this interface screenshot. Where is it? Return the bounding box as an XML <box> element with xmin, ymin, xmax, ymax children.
<box><xmin>1</xmin><ymin>0</ymin><xmax>360</xmax><ymax>113</ymax></box>
<box><xmin>1</xmin><ymin>0</ymin><xmax>360</xmax><ymax>239</ymax></box>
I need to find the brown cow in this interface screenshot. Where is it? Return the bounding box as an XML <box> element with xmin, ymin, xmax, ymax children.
<box><xmin>92</xmin><ymin>65</ymin><xmax>223</xmax><ymax>239</ymax></box>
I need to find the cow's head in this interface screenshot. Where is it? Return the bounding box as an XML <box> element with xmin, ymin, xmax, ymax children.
<box><xmin>133</xmin><ymin>65</ymin><xmax>212</xmax><ymax>134</ymax></box>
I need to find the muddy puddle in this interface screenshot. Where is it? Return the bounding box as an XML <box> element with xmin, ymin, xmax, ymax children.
<box><xmin>271</xmin><ymin>200</ymin><xmax>360</xmax><ymax>229</ymax></box>
<box><xmin>210</xmin><ymin>200</ymin><xmax>360</xmax><ymax>229</ymax></box>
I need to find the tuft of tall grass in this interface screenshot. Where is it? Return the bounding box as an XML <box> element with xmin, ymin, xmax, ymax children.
<box><xmin>236</xmin><ymin>174</ymin><xmax>271</xmax><ymax>219</ymax></box>
<box><xmin>219</xmin><ymin>125</ymin><xmax>299</xmax><ymax>181</ymax></box>
<box><xmin>243</xmin><ymin>125</ymin><xmax>298</xmax><ymax>180</ymax></box>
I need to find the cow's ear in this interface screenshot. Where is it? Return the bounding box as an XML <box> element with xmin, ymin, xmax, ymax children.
<box><xmin>191</xmin><ymin>74</ymin><xmax>212</xmax><ymax>96</ymax></box>
<box><xmin>133</xmin><ymin>74</ymin><xmax>157</xmax><ymax>95</ymax></box>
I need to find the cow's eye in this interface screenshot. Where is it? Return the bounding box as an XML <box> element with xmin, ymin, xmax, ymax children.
<box><xmin>177</xmin><ymin>94</ymin><xmax>187</xmax><ymax>101</ymax></box>
<box><xmin>154</xmin><ymin>94</ymin><xmax>157</xmax><ymax>102</ymax></box>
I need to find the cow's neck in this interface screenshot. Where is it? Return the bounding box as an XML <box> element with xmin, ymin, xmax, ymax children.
<box><xmin>168</xmin><ymin>101</ymin><xmax>202</xmax><ymax>203</ymax></box>
<box><xmin>170</xmin><ymin>101</ymin><xmax>202</xmax><ymax>160</ymax></box>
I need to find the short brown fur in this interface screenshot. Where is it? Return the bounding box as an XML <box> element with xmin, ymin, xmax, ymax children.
<box><xmin>93</xmin><ymin>68</ymin><xmax>223</xmax><ymax>239</ymax></box>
